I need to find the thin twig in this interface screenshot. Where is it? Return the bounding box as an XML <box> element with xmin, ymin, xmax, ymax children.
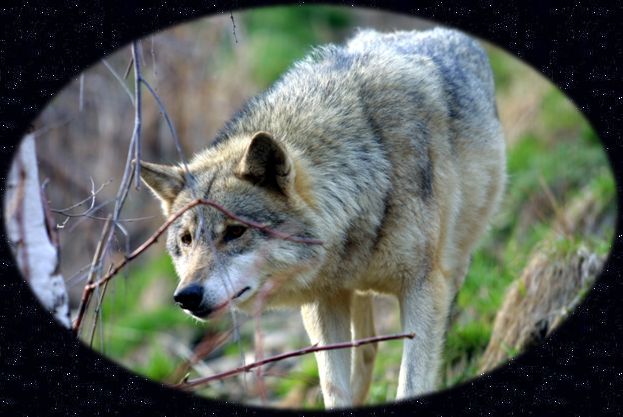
<box><xmin>63</xmin><ymin>199</ymin><xmax>115</xmax><ymax>232</ymax></box>
<box><xmin>150</xmin><ymin>36</ymin><xmax>158</xmax><ymax>80</ymax></box>
<box><xmin>102</xmin><ymin>59</ymin><xmax>134</xmax><ymax>105</ymax></box>
<box><xmin>51</xmin><ymin>178</ymin><xmax>111</xmax><ymax>214</ymax></box>
<box><xmin>66</xmin><ymin>261</ymin><xmax>99</xmax><ymax>287</ymax></box>
<box><xmin>168</xmin><ymin>328</ymin><xmax>235</xmax><ymax>385</ymax></box>
<box><xmin>56</xmin><ymin>199</ymin><xmax>114</xmax><ymax>220</ymax></box>
<box><xmin>140</xmin><ymin>79</ymin><xmax>189</xmax><ymax>169</ymax></box>
<box><xmin>124</xmin><ymin>57</ymin><xmax>134</xmax><ymax>79</ymax></box>
<box><xmin>73</xmin><ymin>215</ymin><xmax>113</xmax><ymax>335</ymax></box>
<box><xmin>89</xmin><ymin>264</ymin><xmax>112</xmax><ymax>346</ymax></box>
<box><xmin>76</xmin><ymin>214</ymin><xmax>155</xmax><ymax>223</ymax></box>
<box><xmin>113</xmin><ymin>220</ymin><xmax>131</xmax><ymax>258</ymax></box>
<box><xmin>230</xmin><ymin>11</ymin><xmax>238</xmax><ymax>44</ymax></box>
<box><xmin>538</xmin><ymin>176</ymin><xmax>571</xmax><ymax>235</ymax></box>
<box><xmin>176</xmin><ymin>332</ymin><xmax>416</xmax><ymax>390</ymax></box>
<box><xmin>131</xmin><ymin>41</ymin><xmax>143</xmax><ymax>189</ymax></box>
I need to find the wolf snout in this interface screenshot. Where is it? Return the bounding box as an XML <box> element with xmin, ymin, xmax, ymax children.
<box><xmin>173</xmin><ymin>283</ymin><xmax>204</xmax><ymax>311</ymax></box>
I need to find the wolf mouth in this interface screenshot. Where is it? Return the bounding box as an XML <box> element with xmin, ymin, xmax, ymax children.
<box><xmin>190</xmin><ymin>307</ymin><xmax>214</xmax><ymax>318</ymax></box>
<box><xmin>190</xmin><ymin>286</ymin><xmax>252</xmax><ymax>319</ymax></box>
<box><xmin>234</xmin><ymin>286</ymin><xmax>251</xmax><ymax>300</ymax></box>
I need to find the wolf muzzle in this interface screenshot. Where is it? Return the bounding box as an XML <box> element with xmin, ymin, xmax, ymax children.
<box><xmin>174</xmin><ymin>283</ymin><xmax>253</xmax><ymax>318</ymax></box>
<box><xmin>173</xmin><ymin>283</ymin><xmax>205</xmax><ymax>314</ymax></box>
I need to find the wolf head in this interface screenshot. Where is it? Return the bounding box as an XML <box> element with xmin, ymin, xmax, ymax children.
<box><xmin>138</xmin><ymin>131</ymin><xmax>325</xmax><ymax>319</ymax></box>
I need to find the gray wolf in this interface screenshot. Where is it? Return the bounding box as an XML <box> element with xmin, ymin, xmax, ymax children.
<box><xmin>138</xmin><ymin>27</ymin><xmax>506</xmax><ymax>408</ymax></box>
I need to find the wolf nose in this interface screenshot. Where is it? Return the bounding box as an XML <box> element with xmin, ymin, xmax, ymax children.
<box><xmin>173</xmin><ymin>284</ymin><xmax>204</xmax><ymax>311</ymax></box>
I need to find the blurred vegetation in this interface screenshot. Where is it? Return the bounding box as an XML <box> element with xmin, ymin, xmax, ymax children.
<box><xmin>40</xmin><ymin>5</ymin><xmax>615</xmax><ymax>410</ymax></box>
<box><xmin>240</xmin><ymin>6</ymin><xmax>353</xmax><ymax>87</ymax></box>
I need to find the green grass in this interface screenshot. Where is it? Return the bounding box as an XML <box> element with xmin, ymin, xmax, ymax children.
<box><xmin>135</xmin><ymin>346</ymin><xmax>179</xmax><ymax>381</ymax></box>
<box><xmin>437</xmin><ymin>87</ymin><xmax>614</xmax><ymax>391</ymax></box>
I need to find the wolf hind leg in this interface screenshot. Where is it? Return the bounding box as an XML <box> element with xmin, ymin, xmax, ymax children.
<box><xmin>350</xmin><ymin>292</ymin><xmax>378</xmax><ymax>406</ymax></box>
<box><xmin>396</xmin><ymin>269</ymin><xmax>453</xmax><ymax>400</ymax></box>
<box><xmin>301</xmin><ymin>290</ymin><xmax>353</xmax><ymax>408</ymax></box>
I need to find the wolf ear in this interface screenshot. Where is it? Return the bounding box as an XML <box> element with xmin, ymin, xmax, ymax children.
<box><xmin>237</xmin><ymin>131</ymin><xmax>294</xmax><ymax>195</ymax></box>
<box><xmin>134</xmin><ymin>160</ymin><xmax>185</xmax><ymax>215</ymax></box>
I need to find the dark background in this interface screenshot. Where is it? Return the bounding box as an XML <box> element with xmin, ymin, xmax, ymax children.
<box><xmin>0</xmin><ymin>1</ymin><xmax>621</xmax><ymax>416</ymax></box>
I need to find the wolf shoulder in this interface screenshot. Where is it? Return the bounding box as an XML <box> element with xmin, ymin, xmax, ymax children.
<box><xmin>212</xmin><ymin>28</ymin><xmax>501</xmax><ymax>155</ymax></box>
<box><xmin>348</xmin><ymin>28</ymin><xmax>495</xmax><ymax>94</ymax></box>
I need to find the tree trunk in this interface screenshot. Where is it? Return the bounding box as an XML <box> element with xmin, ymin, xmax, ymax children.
<box><xmin>4</xmin><ymin>134</ymin><xmax>71</xmax><ymax>328</ymax></box>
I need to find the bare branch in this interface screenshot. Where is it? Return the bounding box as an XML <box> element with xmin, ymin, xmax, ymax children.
<box><xmin>131</xmin><ymin>41</ymin><xmax>143</xmax><ymax>189</ymax></box>
<box><xmin>51</xmin><ymin>178</ymin><xmax>112</xmax><ymax>215</ymax></box>
<box><xmin>89</xmin><ymin>264</ymin><xmax>112</xmax><ymax>347</ymax></box>
<box><xmin>183</xmin><ymin>199</ymin><xmax>324</xmax><ymax>244</ymax></box>
<box><xmin>73</xmin><ymin>42</ymin><xmax>146</xmax><ymax>334</ymax></box>
<box><xmin>175</xmin><ymin>332</ymin><xmax>416</xmax><ymax>390</ymax></box>
<box><xmin>140</xmin><ymin>78</ymin><xmax>188</xmax><ymax>167</ymax></box>
<box><xmin>123</xmin><ymin>57</ymin><xmax>134</xmax><ymax>79</ymax></box>
<box><xmin>102</xmin><ymin>59</ymin><xmax>134</xmax><ymax>105</ymax></box>
<box><xmin>168</xmin><ymin>328</ymin><xmax>235</xmax><ymax>385</ymax></box>
<box><xmin>62</xmin><ymin>199</ymin><xmax>115</xmax><ymax>233</ymax></box>
<box><xmin>230</xmin><ymin>11</ymin><xmax>238</xmax><ymax>44</ymax></box>
<box><xmin>150</xmin><ymin>36</ymin><xmax>158</xmax><ymax>80</ymax></box>
<box><xmin>65</xmin><ymin>261</ymin><xmax>99</xmax><ymax>288</ymax></box>
<box><xmin>73</xmin><ymin>215</ymin><xmax>113</xmax><ymax>335</ymax></box>
<box><xmin>65</xmin><ymin>214</ymin><xmax>155</xmax><ymax>223</ymax></box>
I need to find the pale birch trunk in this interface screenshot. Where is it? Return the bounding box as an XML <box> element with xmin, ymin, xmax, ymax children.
<box><xmin>4</xmin><ymin>133</ymin><xmax>71</xmax><ymax>328</ymax></box>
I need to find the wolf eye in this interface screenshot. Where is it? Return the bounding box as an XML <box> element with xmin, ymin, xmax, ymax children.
<box><xmin>223</xmin><ymin>225</ymin><xmax>247</xmax><ymax>243</ymax></box>
<box><xmin>180</xmin><ymin>231</ymin><xmax>192</xmax><ymax>246</ymax></box>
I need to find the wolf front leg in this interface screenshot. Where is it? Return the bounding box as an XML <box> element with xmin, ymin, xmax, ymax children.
<box><xmin>301</xmin><ymin>291</ymin><xmax>353</xmax><ymax>408</ymax></box>
<box><xmin>396</xmin><ymin>270</ymin><xmax>453</xmax><ymax>399</ymax></box>
<box><xmin>350</xmin><ymin>292</ymin><xmax>377</xmax><ymax>405</ymax></box>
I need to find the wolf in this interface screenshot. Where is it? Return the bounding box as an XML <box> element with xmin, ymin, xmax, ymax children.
<box><xmin>138</xmin><ymin>27</ymin><xmax>506</xmax><ymax>408</ymax></box>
